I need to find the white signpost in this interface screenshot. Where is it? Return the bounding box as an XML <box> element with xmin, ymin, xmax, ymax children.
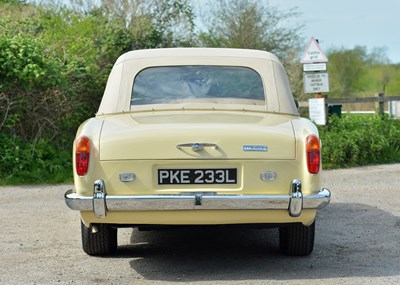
<box><xmin>308</xmin><ymin>98</ymin><xmax>327</xmax><ymax>125</ymax></box>
<box><xmin>301</xmin><ymin>37</ymin><xmax>329</xmax><ymax>125</ymax></box>
<box><xmin>304</xmin><ymin>72</ymin><xmax>330</xmax><ymax>93</ymax></box>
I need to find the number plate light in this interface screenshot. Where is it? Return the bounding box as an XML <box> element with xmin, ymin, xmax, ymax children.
<box><xmin>260</xmin><ymin>171</ymin><xmax>277</xmax><ymax>181</ymax></box>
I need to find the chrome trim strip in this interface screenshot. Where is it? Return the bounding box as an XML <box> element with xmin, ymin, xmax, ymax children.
<box><xmin>303</xmin><ymin>188</ymin><xmax>331</xmax><ymax>209</ymax></box>
<box><xmin>64</xmin><ymin>191</ymin><xmax>92</xmax><ymax>211</ymax></box>
<box><xmin>289</xmin><ymin>179</ymin><xmax>303</xmax><ymax>217</ymax></box>
<box><xmin>93</xmin><ymin>180</ymin><xmax>107</xmax><ymax>218</ymax></box>
<box><xmin>65</xmin><ymin>188</ymin><xmax>331</xmax><ymax>213</ymax></box>
<box><xmin>177</xmin><ymin>143</ymin><xmax>218</xmax><ymax>151</ymax></box>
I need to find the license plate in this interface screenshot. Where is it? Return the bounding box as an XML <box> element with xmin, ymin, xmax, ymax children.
<box><xmin>158</xmin><ymin>168</ymin><xmax>237</xmax><ymax>185</ymax></box>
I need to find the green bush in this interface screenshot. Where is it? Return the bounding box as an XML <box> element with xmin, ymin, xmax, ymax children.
<box><xmin>319</xmin><ymin>114</ymin><xmax>400</xmax><ymax>168</ymax></box>
<box><xmin>0</xmin><ymin>134</ymin><xmax>72</xmax><ymax>185</ymax></box>
<box><xmin>0</xmin><ymin>1</ymin><xmax>197</xmax><ymax>185</ymax></box>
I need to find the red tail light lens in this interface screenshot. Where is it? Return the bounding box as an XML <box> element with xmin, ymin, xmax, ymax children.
<box><xmin>306</xmin><ymin>135</ymin><xmax>320</xmax><ymax>174</ymax></box>
<box><xmin>75</xmin><ymin>136</ymin><xmax>90</xmax><ymax>176</ymax></box>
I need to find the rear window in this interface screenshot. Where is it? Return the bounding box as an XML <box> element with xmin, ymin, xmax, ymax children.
<box><xmin>131</xmin><ymin>66</ymin><xmax>265</xmax><ymax>106</ymax></box>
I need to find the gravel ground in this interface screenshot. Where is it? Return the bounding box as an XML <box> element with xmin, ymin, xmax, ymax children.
<box><xmin>1</xmin><ymin>164</ymin><xmax>399</xmax><ymax>284</ymax></box>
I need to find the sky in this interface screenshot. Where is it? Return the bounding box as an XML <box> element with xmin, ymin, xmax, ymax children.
<box><xmin>267</xmin><ymin>0</ymin><xmax>400</xmax><ymax>63</ymax></box>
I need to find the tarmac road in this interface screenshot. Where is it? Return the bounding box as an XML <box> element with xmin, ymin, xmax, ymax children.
<box><xmin>1</xmin><ymin>164</ymin><xmax>399</xmax><ymax>284</ymax></box>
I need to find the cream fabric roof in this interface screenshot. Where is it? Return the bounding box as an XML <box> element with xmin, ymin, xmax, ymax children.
<box><xmin>98</xmin><ymin>48</ymin><xmax>298</xmax><ymax>116</ymax></box>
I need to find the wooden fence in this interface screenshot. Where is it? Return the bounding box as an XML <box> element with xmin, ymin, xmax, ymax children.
<box><xmin>299</xmin><ymin>93</ymin><xmax>400</xmax><ymax>116</ymax></box>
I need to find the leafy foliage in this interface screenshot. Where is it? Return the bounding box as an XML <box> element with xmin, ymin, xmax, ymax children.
<box><xmin>0</xmin><ymin>134</ymin><xmax>71</xmax><ymax>185</ymax></box>
<box><xmin>197</xmin><ymin>0</ymin><xmax>304</xmax><ymax>98</ymax></box>
<box><xmin>198</xmin><ymin>0</ymin><xmax>302</xmax><ymax>59</ymax></box>
<box><xmin>319</xmin><ymin>115</ymin><xmax>400</xmax><ymax>168</ymax></box>
<box><xmin>327</xmin><ymin>46</ymin><xmax>369</xmax><ymax>97</ymax></box>
<box><xmin>326</xmin><ymin>46</ymin><xmax>400</xmax><ymax>98</ymax></box>
<box><xmin>0</xmin><ymin>0</ymin><xmax>196</xmax><ymax>184</ymax></box>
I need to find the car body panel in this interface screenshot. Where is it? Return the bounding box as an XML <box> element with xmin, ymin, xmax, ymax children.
<box><xmin>80</xmin><ymin>209</ymin><xmax>317</xmax><ymax>227</ymax></box>
<box><xmin>68</xmin><ymin>48</ymin><xmax>329</xmax><ymax>228</ymax></box>
<box><xmin>99</xmin><ymin>112</ymin><xmax>296</xmax><ymax>161</ymax></box>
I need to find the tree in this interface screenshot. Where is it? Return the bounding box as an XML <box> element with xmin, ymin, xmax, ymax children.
<box><xmin>327</xmin><ymin>46</ymin><xmax>368</xmax><ymax>97</ymax></box>
<box><xmin>0</xmin><ymin>0</ymin><xmax>27</xmax><ymax>4</ymax></box>
<box><xmin>327</xmin><ymin>46</ymin><xmax>393</xmax><ymax>97</ymax></box>
<box><xmin>198</xmin><ymin>0</ymin><xmax>303</xmax><ymax>60</ymax></box>
<box><xmin>99</xmin><ymin>0</ymin><xmax>195</xmax><ymax>48</ymax></box>
<box><xmin>197</xmin><ymin>0</ymin><xmax>304</xmax><ymax>97</ymax></box>
<box><xmin>0</xmin><ymin>0</ymin><xmax>198</xmax><ymax>183</ymax></box>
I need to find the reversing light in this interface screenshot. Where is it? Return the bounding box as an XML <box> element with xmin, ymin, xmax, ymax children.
<box><xmin>76</xmin><ymin>136</ymin><xmax>90</xmax><ymax>176</ymax></box>
<box><xmin>306</xmin><ymin>135</ymin><xmax>320</xmax><ymax>175</ymax></box>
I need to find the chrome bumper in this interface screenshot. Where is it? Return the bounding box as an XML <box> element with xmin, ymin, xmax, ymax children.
<box><xmin>65</xmin><ymin>179</ymin><xmax>331</xmax><ymax>218</ymax></box>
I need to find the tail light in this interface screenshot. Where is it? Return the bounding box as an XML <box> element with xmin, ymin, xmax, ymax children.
<box><xmin>306</xmin><ymin>135</ymin><xmax>320</xmax><ymax>175</ymax></box>
<box><xmin>75</xmin><ymin>136</ymin><xmax>90</xmax><ymax>176</ymax></box>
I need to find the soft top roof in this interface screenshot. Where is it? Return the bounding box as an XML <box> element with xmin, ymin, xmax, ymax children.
<box><xmin>114</xmin><ymin>48</ymin><xmax>281</xmax><ymax>64</ymax></box>
<box><xmin>97</xmin><ymin>48</ymin><xmax>298</xmax><ymax>116</ymax></box>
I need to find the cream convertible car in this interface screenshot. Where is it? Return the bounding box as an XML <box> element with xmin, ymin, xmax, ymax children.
<box><xmin>65</xmin><ymin>48</ymin><xmax>331</xmax><ymax>256</ymax></box>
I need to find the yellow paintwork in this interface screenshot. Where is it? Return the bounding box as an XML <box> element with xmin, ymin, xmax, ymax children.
<box><xmin>74</xmin><ymin>112</ymin><xmax>320</xmax><ymax>226</ymax></box>
<box><xmin>80</xmin><ymin>210</ymin><xmax>317</xmax><ymax>227</ymax></box>
<box><xmin>99</xmin><ymin>112</ymin><xmax>296</xmax><ymax>160</ymax></box>
<box><xmin>73</xmin><ymin>48</ymin><xmax>322</xmax><ymax>227</ymax></box>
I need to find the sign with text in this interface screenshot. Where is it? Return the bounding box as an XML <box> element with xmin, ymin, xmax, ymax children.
<box><xmin>301</xmin><ymin>37</ymin><xmax>328</xmax><ymax>63</ymax></box>
<box><xmin>304</xmin><ymin>72</ymin><xmax>330</xmax><ymax>93</ymax></box>
<box><xmin>309</xmin><ymin>98</ymin><xmax>326</xmax><ymax>125</ymax></box>
<box><xmin>303</xmin><ymin>63</ymin><xmax>327</xmax><ymax>72</ymax></box>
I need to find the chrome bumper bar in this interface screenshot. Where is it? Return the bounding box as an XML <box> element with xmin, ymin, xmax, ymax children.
<box><xmin>65</xmin><ymin>179</ymin><xmax>331</xmax><ymax>218</ymax></box>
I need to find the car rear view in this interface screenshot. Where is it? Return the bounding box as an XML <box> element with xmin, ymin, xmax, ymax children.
<box><xmin>65</xmin><ymin>48</ymin><xmax>330</xmax><ymax>256</ymax></box>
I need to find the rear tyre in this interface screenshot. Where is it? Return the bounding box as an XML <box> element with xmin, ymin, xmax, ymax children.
<box><xmin>81</xmin><ymin>221</ymin><xmax>117</xmax><ymax>256</ymax></box>
<box><xmin>279</xmin><ymin>220</ymin><xmax>315</xmax><ymax>256</ymax></box>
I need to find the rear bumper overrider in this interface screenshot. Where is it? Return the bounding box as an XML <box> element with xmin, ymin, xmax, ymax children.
<box><xmin>65</xmin><ymin>179</ymin><xmax>331</xmax><ymax>218</ymax></box>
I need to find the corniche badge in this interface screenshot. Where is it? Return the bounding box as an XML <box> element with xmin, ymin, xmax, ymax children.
<box><xmin>243</xmin><ymin>145</ymin><xmax>268</xmax><ymax>151</ymax></box>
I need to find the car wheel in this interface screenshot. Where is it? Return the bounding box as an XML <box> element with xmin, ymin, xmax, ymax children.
<box><xmin>279</xmin><ymin>220</ymin><xmax>315</xmax><ymax>256</ymax></box>
<box><xmin>81</xmin><ymin>221</ymin><xmax>117</xmax><ymax>256</ymax></box>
